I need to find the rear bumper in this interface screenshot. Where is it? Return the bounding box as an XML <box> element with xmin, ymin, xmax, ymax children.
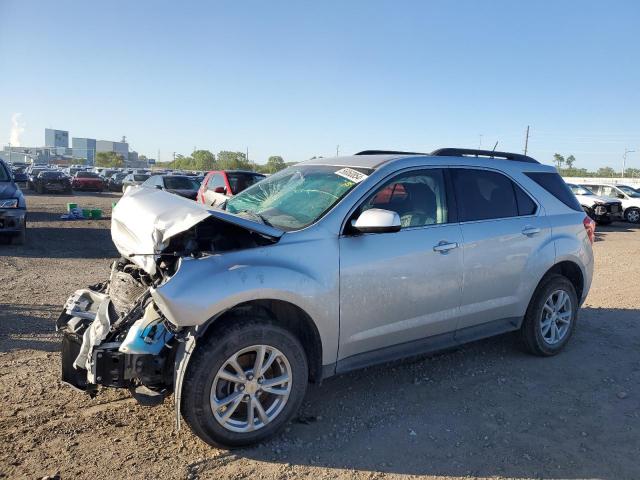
<box><xmin>0</xmin><ymin>208</ymin><xmax>26</xmax><ymax>233</ymax></box>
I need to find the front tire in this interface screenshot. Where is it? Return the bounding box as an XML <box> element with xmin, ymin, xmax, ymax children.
<box><xmin>181</xmin><ymin>320</ymin><xmax>308</xmax><ymax>448</ymax></box>
<box><xmin>520</xmin><ymin>274</ymin><xmax>578</xmax><ymax>356</ymax></box>
<box><xmin>625</xmin><ymin>207</ymin><xmax>640</xmax><ymax>224</ymax></box>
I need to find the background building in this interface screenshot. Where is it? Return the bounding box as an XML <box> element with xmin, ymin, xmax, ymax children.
<box><xmin>72</xmin><ymin>137</ymin><xmax>97</xmax><ymax>165</ymax></box>
<box><xmin>96</xmin><ymin>139</ymin><xmax>129</xmax><ymax>162</ymax></box>
<box><xmin>44</xmin><ymin>128</ymin><xmax>69</xmax><ymax>148</ymax></box>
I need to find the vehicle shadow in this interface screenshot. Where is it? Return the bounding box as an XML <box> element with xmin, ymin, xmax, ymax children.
<box><xmin>228</xmin><ymin>306</ymin><xmax>640</xmax><ymax>479</ymax></box>
<box><xmin>0</xmin><ymin>226</ymin><xmax>117</xmax><ymax>259</ymax></box>
<box><xmin>23</xmin><ymin>190</ymin><xmax>122</xmax><ymax>199</ymax></box>
<box><xmin>0</xmin><ymin>303</ymin><xmax>61</xmax><ymax>353</ymax></box>
<box><xmin>595</xmin><ymin>221</ymin><xmax>640</xmax><ymax>241</ymax></box>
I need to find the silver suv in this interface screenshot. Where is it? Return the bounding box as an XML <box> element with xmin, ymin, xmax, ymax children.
<box><xmin>58</xmin><ymin>148</ymin><xmax>595</xmax><ymax>447</ymax></box>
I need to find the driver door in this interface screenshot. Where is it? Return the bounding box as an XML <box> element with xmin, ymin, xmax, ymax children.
<box><xmin>338</xmin><ymin>168</ymin><xmax>463</xmax><ymax>364</ymax></box>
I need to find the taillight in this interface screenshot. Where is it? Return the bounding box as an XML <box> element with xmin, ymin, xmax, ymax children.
<box><xmin>583</xmin><ymin>215</ymin><xmax>596</xmax><ymax>244</ymax></box>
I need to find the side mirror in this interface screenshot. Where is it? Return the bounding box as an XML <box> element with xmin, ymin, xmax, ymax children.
<box><xmin>155</xmin><ymin>185</ymin><xmax>163</xmax><ymax>189</ymax></box>
<box><xmin>214</xmin><ymin>186</ymin><xmax>227</xmax><ymax>194</ymax></box>
<box><xmin>353</xmin><ymin>208</ymin><xmax>401</xmax><ymax>234</ymax></box>
<box><xmin>617</xmin><ymin>193</ymin><xmax>625</xmax><ymax>199</ymax></box>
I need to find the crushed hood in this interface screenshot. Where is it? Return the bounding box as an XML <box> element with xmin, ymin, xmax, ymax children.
<box><xmin>111</xmin><ymin>187</ymin><xmax>282</xmax><ymax>275</ymax></box>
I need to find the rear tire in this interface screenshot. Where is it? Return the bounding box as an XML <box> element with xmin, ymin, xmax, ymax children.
<box><xmin>520</xmin><ymin>274</ymin><xmax>578</xmax><ymax>356</ymax></box>
<box><xmin>625</xmin><ymin>207</ymin><xmax>640</xmax><ymax>224</ymax></box>
<box><xmin>182</xmin><ymin>319</ymin><xmax>308</xmax><ymax>448</ymax></box>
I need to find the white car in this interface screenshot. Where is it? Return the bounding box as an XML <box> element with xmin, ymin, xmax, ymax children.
<box><xmin>566</xmin><ymin>183</ymin><xmax>622</xmax><ymax>225</ymax></box>
<box><xmin>581</xmin><ymin>183</ymin><xmax>640</xmax><ymax>223</ymax></box>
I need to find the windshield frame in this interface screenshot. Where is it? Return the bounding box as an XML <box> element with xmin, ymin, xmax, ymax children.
<box><xmin>617</xmin><ymin>185</ymin><xmax>640</xmax><ymax>198</ymax></box>
<box><xmin>225</xmin><ymin>165</ymin><xmax>373</xmax><ymax>232</ymax></box>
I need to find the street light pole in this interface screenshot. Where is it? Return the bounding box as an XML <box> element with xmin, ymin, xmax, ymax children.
<box><xmin>623</xmin><ymin>148</ymin><xmax>635</xmax><ymax>178</ymax></box>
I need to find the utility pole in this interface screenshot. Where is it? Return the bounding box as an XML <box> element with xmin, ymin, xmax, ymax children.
<box><xmin>336</xmin><ymin>145</ymin><xmax>340</xmax><ymax>157</ymax></box>
<box><xmin>524</xmin><ymin>125</ymin><xmax>530</xmax><ymax>156</ymax></box>
<box><xmin>479</xmin><ymin>135</ymin><xmax>483</xmax><ymax>149</ymax></box>
<box><xmin>623</xmin><ymin>148</ymin><xmax>635</xmax><ymax>178</ymax></box>
<box><xmin>246</xmin><ymin>147</ymin><xmax>249</xmax><ymax>164</ymax></box>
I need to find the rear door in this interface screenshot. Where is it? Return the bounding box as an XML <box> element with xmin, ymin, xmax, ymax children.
<box><xmin>338</xmin><ymin>168</ymin><xmax>463</xmax><ymax>362</ymax></box>
<box><xmin>451</xmin><ymin>168</ymin><xmax>550</xmax><ymax>332</ymax></box>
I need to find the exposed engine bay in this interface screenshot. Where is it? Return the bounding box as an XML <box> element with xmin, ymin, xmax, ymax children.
<box><xmin>57</xmin><ymin>258</ymin><xmax>179</xmax><ymax>404</ymax></box>
<box><xmin>57</xmin><ymin>188</ymin><xmax>280</xmax><ymax>406</ymax></box>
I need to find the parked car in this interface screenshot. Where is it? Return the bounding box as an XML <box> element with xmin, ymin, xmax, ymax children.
<box><xmin>142</xmin><ymin>174</ymin><xmax>200</xmax><ymax>200</ymax></box>
<box><xmin>197</xmin><ymin>170</ymin><xmax>266</xmax><ymax>206</ymax></box>
<box><xmin>108</xmin><ymin>172</ymin><xmax>128</xmax><ymax>192</ymax></box>
<box><xmin>71</xmin><ymin>171</ymin><xmax>105</xmax><ymax>192</ymax></box>
<box><xmin>11</xmin><ymin>168</ymin><xmax>29</xmax><ymax>190</ymax></box>
<box><xmin>581</xmin><ymin>183</ymin><xmax>640</xmax><ymax>223</ymax></box>
<box><xmin>33</xmin><ymin>170</ymin><xmax>72</xmax><ymax>194</ymax></box>
<box><xmin>57</xmin><ymin>148</ymin><xmax>594</xmax><ymax>447</ymax></box>
<box><xmin>27</xmin><ymin>166</ymin><xmax>49</xmax><ymax>190</ymax></box>
<box><xmin>0</xmin><ymin>158</ymin><xmax>27</xmax><ymax>244</ymax></box>
<box><xmin>121</xmin><ymin>173</ymin><xmax>150</xmax><ymax>192</ymax></box>
<box><xmin>566</xmin><ymin>183</ymin><xmax>622</xmax><ymax>224</ymax></box>
<box><xmin>100</xmin><ymin>169</ymin><xmax>119</xmax><ymax>180</ymax></box>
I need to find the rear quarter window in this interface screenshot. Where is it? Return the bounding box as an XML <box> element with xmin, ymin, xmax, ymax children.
<box><xmin>525</xmin><ymin>172</ymin><xmax>582</xmax><ymax>212</ymax></box>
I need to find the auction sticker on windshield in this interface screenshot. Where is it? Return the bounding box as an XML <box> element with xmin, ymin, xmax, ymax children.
<box><xmin>335</xmin><ymin>168</ymin><xmax>368</xmax><ymax>183</ymax></box>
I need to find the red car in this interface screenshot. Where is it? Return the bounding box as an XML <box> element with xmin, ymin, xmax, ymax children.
<box><xmin>197</xmin><ymin>170</ymin><xmax>266</xmax><ymax>207</ymax></box>
<box><xmin>71</xmin><ymin>171</ymin><xmax>105</xmax><ymax>192</ymax></box>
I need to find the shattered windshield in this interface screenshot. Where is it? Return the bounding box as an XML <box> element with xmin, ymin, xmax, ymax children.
<box><xmin>226</xmin><ymin>165</ymin><xmax>372</xmax><ymax>231</ymax></box>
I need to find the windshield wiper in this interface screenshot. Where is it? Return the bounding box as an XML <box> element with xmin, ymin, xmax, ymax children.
<box><xmin>237</xmin><ymin>210</ymin><xmax>273</xmax><ymax>227</ymax></box>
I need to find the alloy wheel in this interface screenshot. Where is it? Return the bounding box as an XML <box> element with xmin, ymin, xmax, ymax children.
<box><xmin>540</xmin><ymin>289</ymin><xmax>573</xmax><ymax>345</ymax></box>
<box><xmin>210</xmin><ymin>345</ymin><xmax>292</xmax><ymax>433</ymax></box>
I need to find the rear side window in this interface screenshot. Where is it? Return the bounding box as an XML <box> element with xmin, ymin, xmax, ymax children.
<box><xmin>525</xmin><ymin>172</ymin><xmax>582</xmax><ymax>211</ymax></box>
<box><xmin>514</xmin><ymin>183</ymin><xmax>537</xmax><ymax>216</ymax></box>
<box><xmin>451</xmin><ymin>169</ymin><xmax>518</xmax><ymax>221</ymax></box>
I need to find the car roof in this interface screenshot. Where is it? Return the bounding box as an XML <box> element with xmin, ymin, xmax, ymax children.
<box><xmin>298</xmin><ymin>152</ymin><xmax>553</xmax><ymax>172</ymax></box>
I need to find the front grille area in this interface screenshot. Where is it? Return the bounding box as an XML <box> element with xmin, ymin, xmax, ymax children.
<box><xmin>108</xmin><ymin>271</ymin><xmax>147</xmax><ymax>318</ymax></box>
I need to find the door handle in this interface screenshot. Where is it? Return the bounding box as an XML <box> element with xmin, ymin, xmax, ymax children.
<box><xmin>433</xmin><ymin>241</ymin><xmax>459</xmax><ymax>253</ymax></box>
<box><xmin>522</xmin><ymin>226</ymin><xmax>541</xmax><ymax>236</ymax></box>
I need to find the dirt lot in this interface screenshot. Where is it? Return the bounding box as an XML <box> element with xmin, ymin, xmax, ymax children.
<box><xmin>1</xmin><ymin>191</ymin><xmax>639</xmax><ymax>480</ymax></box>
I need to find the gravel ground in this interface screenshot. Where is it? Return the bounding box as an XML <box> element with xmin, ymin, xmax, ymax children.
<box><xmin>1</xmin><ymin>191</ymin><xmax>639</xmax><ymax>480</ymax></box>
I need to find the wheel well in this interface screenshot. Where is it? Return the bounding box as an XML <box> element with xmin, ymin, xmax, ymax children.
<box><xmin>545</xmin><ymin>261</ymin><xmax>584</xmax><ymax>300</ymax></box>
<box><xmin>200</xmin><ymin>299</ymin><xmax>323</xmax><ymax>383</ymax></box>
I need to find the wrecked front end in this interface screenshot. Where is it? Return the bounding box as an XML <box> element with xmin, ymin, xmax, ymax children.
<box><xmin>57</xmin><ymin>258</ymin><xmax>181</xmax><ymax>405</ymax></box>
<box><xmin>57</xmin><ymin>188</ymin><xmax>281</xmax><ymax>407</ymax></box>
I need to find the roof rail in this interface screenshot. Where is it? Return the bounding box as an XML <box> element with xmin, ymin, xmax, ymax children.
<box><xmin>355</xmin><ymin>150</ymin><xmax>428</xmax><ymax>156</ymax></box>
<box><xmin>430</xmin><ymin>148</ymin><xmax>539</xmax><ymax>164</ymax></box>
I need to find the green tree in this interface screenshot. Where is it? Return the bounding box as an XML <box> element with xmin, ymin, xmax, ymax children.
<box><xmin>565</xmin><ymin>155</ymin><xmax>576</xmax><ymax>169</ymax></box>
<box><xmin>192</xmin><ymin>150</ymin><xmax>216</xmax><ymax>170</ymax></box>
<box><xmin>217</xmin><ymin>151</ymin><xmax>250</xmax><ymax>170</ymax></box>
<box><xmin>596</xmin><ymin>166</ymin><xmax>616</xmax><ymax>177</ymax></box>
<box><xmin>625</xmin><ymin>168</ymin><xmax>640</xmax><ymax>178</ymax></box>
<box><xmin>95</xmin><ymin>151</ymin><xmax>125</xmax><ymax>168</ymax></box>
<box><xmin>266</xmin><ymin>155</ymin><xmax>286</xmax><ymax>174</ymax></box>
<box><xmin>553</xmin><ymin>153</ymin><xmax>565</xmax><ymax>170</ymax></box>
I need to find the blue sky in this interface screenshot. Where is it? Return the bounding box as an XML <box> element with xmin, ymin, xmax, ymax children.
<box><xmin>1</xmin><ymin>0</ymin><xmax>638</xmax><ymax>169</ymax></box>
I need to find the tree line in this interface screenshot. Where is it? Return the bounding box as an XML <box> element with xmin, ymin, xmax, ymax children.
<box><xmin>155</xmin><ymin>150</ymin><xmax>289</xmax><ymax>174</ymax></box>
<box><xmin>552</xmin><ymin>153</ymin><xmax>639</xmax><ymax>178</ymax></box>
<box><xmin>94</xmin><ymin>149</ymin><xmax>289</xmax><ymax>174</ymax></box>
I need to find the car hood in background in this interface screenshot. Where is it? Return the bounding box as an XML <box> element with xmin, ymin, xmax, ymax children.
<box><xmin>576</xmin><ymin>193</ymin><xmax>620</xmax><ymax>204</ymax></box>
<box><xmin>112</xmin><ymin>187</ymin><xmax>283</xmax><ymax>275</ymax></box>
